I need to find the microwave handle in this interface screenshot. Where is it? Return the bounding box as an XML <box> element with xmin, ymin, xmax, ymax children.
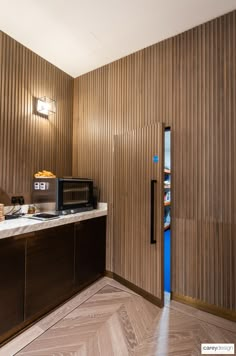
<box><xmin>150</xmin><ymin>179</ymin><xmax>157</xmax><ymax>244</ymax></box>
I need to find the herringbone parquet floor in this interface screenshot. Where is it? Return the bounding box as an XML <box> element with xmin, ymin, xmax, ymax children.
<box><xmin>1</xmin><ymin>278</ymin><xmax>235</xmax><ymax>356</ymax></box>
<box><xmin>16</xmin><ymin>284</ymin><xmax>236</xmax><ymax>356</ymax></box>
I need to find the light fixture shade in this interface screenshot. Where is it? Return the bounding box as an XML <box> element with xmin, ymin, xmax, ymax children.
<box><xmin>36</xmin><ymin>96</ymin><xmax>56</xmax><ymax>116</ymax></box>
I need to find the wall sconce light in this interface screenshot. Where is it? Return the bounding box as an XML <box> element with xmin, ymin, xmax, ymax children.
<box><xmin>36</xmin><ymin>96</ymin><xmax>56</xmax><ymax>116</ymax></box>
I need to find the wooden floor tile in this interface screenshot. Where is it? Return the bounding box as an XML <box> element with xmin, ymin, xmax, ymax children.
<box><xmin>1</xmin><ymin>278</ymin><xmax>235</xmax><ymax>356</ymax></box>
<box><xmin>16</xmin><ymin>285</ymin><xmax>159</xmax><ymax>355</ymax></box>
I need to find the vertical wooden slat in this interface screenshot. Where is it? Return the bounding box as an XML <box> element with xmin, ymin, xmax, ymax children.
<box><xmin>0</xmin><ymin>32</ymin><xmax>73</xmax><ymax>204</ymax></box>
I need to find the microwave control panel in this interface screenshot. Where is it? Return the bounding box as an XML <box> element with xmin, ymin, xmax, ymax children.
<box><xmin>34</xmin><ymin>182</ymin><xmax>50</xmax><ymax>190</ymax></box>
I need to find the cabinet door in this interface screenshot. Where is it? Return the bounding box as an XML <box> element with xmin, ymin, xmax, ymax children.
<box><xmin>0</xmin><ymin>236</ymin><xmax>25</xmax><ymax>339</ymax></box>
<box><xmin>25</xmin><ymin>224</ymin><xmax>74</xmax><ymax>319</ymax></box>
<box><xmin>75</xmin><ymin>217</ymin><xmax>106</xmax><ymax>289</ymax></box>
<box><xmin>114</xmin><ymin>123</ymin><xmax>164</xmax><ymax>304</ymax></box>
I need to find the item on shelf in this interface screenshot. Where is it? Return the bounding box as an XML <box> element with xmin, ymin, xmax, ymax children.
<box><xmin>164</xmin><ymin>168</ymin><xmax>171</xmax><ymax>188</ymax></box>
<box><xmin>34</xmin><ymin>170</ymin><xmax>56</xmax><ymax>178</ymax></box>
<box><xmin>164</xmin><ymin>210</ymin><xmax>171</xmax><ymax>230</ymax></box>
<box><xmin>164</xmin><ymin>166</ymin><xmax>171</xmax><ymax>229</ymax></box>
<box><xmin>27</xmin><ymin>205</ymin><xmax>36</xmax><ymax>214</ymax></box>
<box><xmin>4</xmin><ymin>214</ymin><xmax>23</xmax><ymax>220</ymax></box>
<box><xmin>164</xmin><ymin>223</ymin><xmax>170</xmax><ymax>230</ymax></box>
<box><xmin>165</xmin><ymin>211</ymin><xmax>171</xmax><ymax>224</ymax></box>
<box><xmin>164</xmin><ymin>191</ymin><xmax>171</xmax><ymax>203</ymax></box>
<box><xmin>28</xmin><ymin>213</ymin><xmax>60</xmax><ymax>221</ymax></box>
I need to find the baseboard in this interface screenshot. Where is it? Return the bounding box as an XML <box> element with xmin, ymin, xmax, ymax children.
<box><xmin>105</xmin><ymin>272</ymin><xmax>235</xmax><ymax>322</ymax></box>
<box><xmin>104</xmin><ymin>270</ymin><xmax>114</xmax><ymax>279</ymax></box>
<box><xmin>172</xmin><ymin>292</ymin><xmax>236</xmax><ymax>322</ymax></box>
<box><xmin>105</xmin><ymin>270</ymin><xmax>163</xmax><ymax>308</ymax></box>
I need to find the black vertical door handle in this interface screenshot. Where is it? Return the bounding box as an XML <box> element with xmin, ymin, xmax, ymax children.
<box><xmin>150</xmin><ymin>179</ymin><xmax>157</xmax><ymax>244</ymax></box>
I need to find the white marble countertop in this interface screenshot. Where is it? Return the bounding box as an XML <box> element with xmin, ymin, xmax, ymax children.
<box><xmin>0</xmin><ymin>203</ymin><xmax>107</xmax><ymax>240</ymax></box>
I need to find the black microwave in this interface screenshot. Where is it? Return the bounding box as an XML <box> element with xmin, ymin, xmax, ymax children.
<box><xmin>32</xmin><ymin>177</ymin><xmax>95</xmax><ymax>214</ymax></box>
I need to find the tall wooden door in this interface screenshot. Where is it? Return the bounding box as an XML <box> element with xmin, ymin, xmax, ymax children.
<box><xmin>113</xmin><ymin>123</ymin><xmax>164</xmax><ymax>305</ymax></box>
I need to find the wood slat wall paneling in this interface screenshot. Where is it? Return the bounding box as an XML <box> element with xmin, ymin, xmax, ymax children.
<box><xmin>0</xmin><ymin>32</ymin><xmax>73</xmax><ymax>204</ymax></box>
<box><xmin>73</xmin><ymin>10</ymin><xmax>236</xmax><ymax>314</ymax></box>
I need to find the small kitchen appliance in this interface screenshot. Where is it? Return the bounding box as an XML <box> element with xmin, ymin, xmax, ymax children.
<box><xmin>32</xmin><ymin>177</ymin><xmax>95</xmax><ymax>214</ymax></box>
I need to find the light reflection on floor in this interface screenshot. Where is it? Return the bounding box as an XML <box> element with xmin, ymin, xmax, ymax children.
<box><xmin>154</xmin><ymin>300</ymin><xmax>170</xmax><ymax>355</ymax></box>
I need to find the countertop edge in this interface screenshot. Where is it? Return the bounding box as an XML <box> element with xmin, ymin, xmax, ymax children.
<box><xmin>0</xmin><ymin>204</ymin><xmax>108</xmax><ymax>240</ymax></box>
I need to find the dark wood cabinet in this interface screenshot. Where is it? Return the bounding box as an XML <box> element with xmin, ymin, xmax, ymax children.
<box><xmin>0</xmin><ymin>236</ymin><xmax>25</xmax><ymax>338</ymax></box>
<box><xmin>25</xmin><ymin>224</ymin><xmax>74</xmax><ymax>319</ymax></box>
<box><xmin>75</xmin><ymin>217</ymin><xmax>106</xmax><ymax>289</ymax></box>
<box><xmin>0</xmin><ymin>216</ymin><xmax>106</xmax><ymax>345</ymax></box>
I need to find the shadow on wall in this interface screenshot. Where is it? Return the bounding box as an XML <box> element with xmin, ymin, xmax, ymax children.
<box><xmin>0</xmin><ymin>189</ymin><xmax>11</xmax><ymax>205</ymax></box>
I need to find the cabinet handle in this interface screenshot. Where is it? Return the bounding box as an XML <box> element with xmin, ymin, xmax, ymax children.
<box><xmin>150</xmin><ymin>179</ymin><xmax>157</xmax><ymax>244</ymax></box>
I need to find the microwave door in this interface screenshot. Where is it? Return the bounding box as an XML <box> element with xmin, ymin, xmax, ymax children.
<box><xmin>57</xmin><ymin>179</ymin><xmax>93</xmax><ymax>211</ymax></box>
<box><xmin>63</xmin><ymin>185</ymin><xmax>89</xmax><ymax>205</ymax></box>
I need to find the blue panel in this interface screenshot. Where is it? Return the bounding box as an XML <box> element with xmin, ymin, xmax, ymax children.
<box><xmin>164</xmin><ymin>229</ymin><xmax>171</xmax><ymax>292</ymax></box>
